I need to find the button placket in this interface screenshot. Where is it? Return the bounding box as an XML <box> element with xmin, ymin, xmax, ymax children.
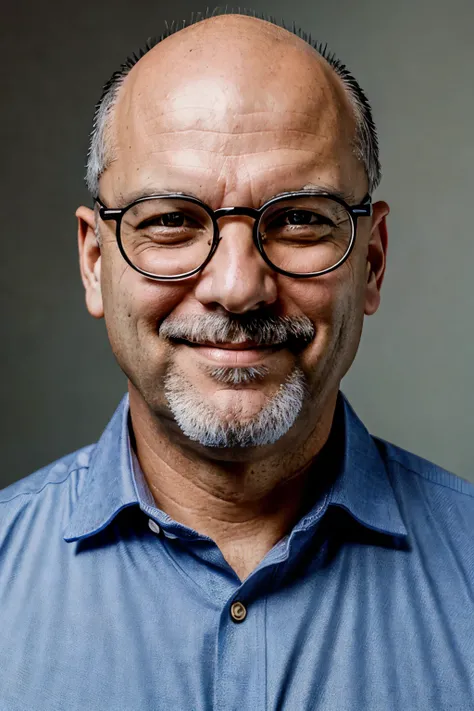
<box><xmin>214</xmin><ymin>595</ymin><xmax>265</xmax><ymax>710</ymax></box>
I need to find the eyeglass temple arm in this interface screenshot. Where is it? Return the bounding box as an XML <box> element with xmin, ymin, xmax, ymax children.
<box><xmin>94</xmin><ymin>197</ymin><xmax>122</xmax><ymax>222</ymax></box>
<box><xmin>351</xmin><ymin>193</ymin><xmax>372</xmax><ymax>218</ymax></box>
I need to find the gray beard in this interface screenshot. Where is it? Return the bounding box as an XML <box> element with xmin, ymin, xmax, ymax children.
<box><xmin>163</xmin><ymin>362</ymin><xmax>309</xmax><ymax>448</ymax></box>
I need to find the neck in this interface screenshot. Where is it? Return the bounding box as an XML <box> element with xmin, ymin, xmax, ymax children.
<box><xmin>129</xmin><ymin>384</ymin><xmax>340</xmax><ymax>579</ymax></box>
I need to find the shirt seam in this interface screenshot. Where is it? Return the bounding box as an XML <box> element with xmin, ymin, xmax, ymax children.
<box><xmin>385</xmin><ymin>456</ymin><xmax>474</xmax><ymax>499</ymax></box>
<box><xmin>0</xmin><ymin>466</ymin><xmax>90</xmax><ymax>505</ymax></box>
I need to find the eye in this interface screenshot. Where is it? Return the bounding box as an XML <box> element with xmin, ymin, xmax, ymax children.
<box><xmin>138</xmin><ymin>212</ymin><xmax>198</xmax><ymax>230</ymax></box>
<box><xmin>160</xmin><ymin>212</ymin><xmax>185</xmax><ymax>227</ymax></box>
<box><xmin>265</xmin><ymin>209</ymin><xmax>336</xmax><ymax>231</ymax></box>
<box><xmin>281</xmin><ymin>210</ymin><xmax>333</xmax><ymax>227</ymax></box>
<box><xmin>286</xmin><ymin>210</ymin><xmax>314</xmax><ymax>225</ymax></box>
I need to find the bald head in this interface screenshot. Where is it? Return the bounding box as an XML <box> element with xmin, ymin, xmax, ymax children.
<box><xmin>86</xmin><ymin>12</ymin><xmax>380</xmax><ymax>198</ymax></box>
<box><xmin>125</xmin><ymin>14</ymin><xmax>341</xmax><ymax>111</ymax></box>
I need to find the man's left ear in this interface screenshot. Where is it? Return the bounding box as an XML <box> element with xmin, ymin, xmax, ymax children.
<box><xmin>364</xmin><ymin>200</ymin><xmax>389</xmax><ymax>316</ymax></box>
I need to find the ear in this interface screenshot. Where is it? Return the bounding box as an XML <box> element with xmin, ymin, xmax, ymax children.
<box><xmin>76</xmin><ymin>205</ymin><xmax>104</xmax><ymax>319</ymax></box>
<box><xmin>364</xmin><ymin>200</ymin><xmax>389</xmax><ymax>316</ymax></box>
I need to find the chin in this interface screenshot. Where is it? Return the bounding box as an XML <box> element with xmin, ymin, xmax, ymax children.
<box><xmin>161</xmin><ymin>361</ymin><xmax>309</xmax><ymax>448</ymax></box>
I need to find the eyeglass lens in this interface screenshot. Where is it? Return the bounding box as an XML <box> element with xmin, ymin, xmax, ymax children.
<box><xmin>119</xmin><ymin>196</ymin><xmax>353</xmax><ymax>278</ymax></box>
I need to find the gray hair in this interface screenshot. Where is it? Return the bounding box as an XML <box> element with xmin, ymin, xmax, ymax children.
<box><xmin>163</xmin><ymin>361</ymin><xmax>309</xmax><ymax>447</ymax></box>
<box><xmin>85</xmin><ymin>9</ymin><xmax>381</xmax><ymax>198</ymax></box>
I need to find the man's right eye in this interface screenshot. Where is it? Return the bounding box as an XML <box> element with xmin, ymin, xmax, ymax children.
<box><xmin>137</xmin><ymin>212</ymin><xmax>189</xmax><ymax>230</ymax></box>
<box><xmin>159</xmin><ymin>212</ymin><xmax>185</xmax><ymax>227</ymax></box>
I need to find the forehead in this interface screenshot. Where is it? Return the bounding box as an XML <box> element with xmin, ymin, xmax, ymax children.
<box><xmin>104</xmin><ymin>25</ymin><xmax>362</xmax><ymax>204</ymax></box>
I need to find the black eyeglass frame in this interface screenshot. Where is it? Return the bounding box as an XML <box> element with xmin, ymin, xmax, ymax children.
<box><xmin>95</xmin><ymin>191</ymin><xmax>372</xmax><ymax>281</ymax></box>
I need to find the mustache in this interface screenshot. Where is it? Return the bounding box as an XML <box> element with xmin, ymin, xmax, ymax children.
<box><xmin>159</xmin><ymin>313</ymin><xmax>315</xmax><ymax>348</ymax></box>
<box><xmin>206</xmin><ymin>365</ymin><xmax>271</xmax><ymax>384</ymax></box>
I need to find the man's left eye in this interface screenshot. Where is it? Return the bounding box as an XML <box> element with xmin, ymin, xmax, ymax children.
<box><xmin>284</xmin><ymin>210</ymin><xmax>318</xmax><ymax>225</ymax></box>
<box><xmin>160</xmin><ymin>212</ymin><xmax>185</xmax><ymax>227</ymax></box>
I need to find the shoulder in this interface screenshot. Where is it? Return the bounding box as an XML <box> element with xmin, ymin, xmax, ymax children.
<box><xmin>0</xmin><ymin>445</ymin><xmax>95</xmax><ymax>504</ymax></box>
<box><xmin>375</xmin><ymin>436</ymin><xmax>474</xmax><ymax>499</ymax></box>
<box><xmin>0</xmin><ymin>445</ymin><xmax>96</xmax><ymax>540</ymax></box>
<box><xmin>368</xmin><ymin>435</ymin><xmax>474</xmax><ymax>601</ymax></box>
<box><xmin>374</xmin><ymin>436</ymin><xmax>474</xmax><ymax>544</ymax></box>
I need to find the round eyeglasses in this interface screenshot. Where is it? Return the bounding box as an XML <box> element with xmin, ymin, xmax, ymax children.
<box><xmin>96</xmin><ymin>191</ymin><xmax>372</xmax><ymax>281</ymax></box>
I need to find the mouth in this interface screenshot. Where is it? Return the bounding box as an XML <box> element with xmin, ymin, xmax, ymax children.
<box><xmin>171</xmin><ymin>338</ymin><xmax>286</xmax><ymax>366</ymax></box>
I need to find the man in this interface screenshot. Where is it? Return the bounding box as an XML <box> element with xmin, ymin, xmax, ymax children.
<box><xmin>1</xmin><ymin>11</ymin><xmax>473</xmax><ymax>710</ymax></box>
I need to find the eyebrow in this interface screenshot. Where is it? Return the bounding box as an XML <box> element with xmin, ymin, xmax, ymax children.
<box><xmin>113</xmin><ymin>184</ymin><xmax>357</xmax><ymax>209</ymax></box>
<box><xmin>270</xmin><ymin>184</ymin><xmax>357</xmax><ymax>203</ymax></box>
<box><xmin>114</xmin><ymin>188</ymin><xmax>198</xmax><ymax>208</ymax></box>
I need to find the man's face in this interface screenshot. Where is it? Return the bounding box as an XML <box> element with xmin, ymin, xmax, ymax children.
<box><xmin>78</xmin><ymin>18</ymin><xmax>388</xmax><ymax>456</ymax></box>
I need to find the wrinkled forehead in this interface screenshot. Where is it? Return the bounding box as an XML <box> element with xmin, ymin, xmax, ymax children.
<box><xmin>106</xmin><ymin>28</ymin><xmax>360</xmax><ymax>200</ymax></box>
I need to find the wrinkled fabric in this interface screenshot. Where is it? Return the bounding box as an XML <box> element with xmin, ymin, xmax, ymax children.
<box><xmin>0</xmin><ymin>393</ymin><xmax>473</xmax><ymax>711</ymax></box>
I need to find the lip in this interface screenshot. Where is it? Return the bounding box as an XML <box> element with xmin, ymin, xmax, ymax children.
<box><xmin>179</xmin><ymin>340</ymin><xmax>284</xmax><ymax>365</ymax></box>
<box><xmin>188</xmin><ymin>340</ymin><xmax>267</xmax><ymax>350</ymax></box>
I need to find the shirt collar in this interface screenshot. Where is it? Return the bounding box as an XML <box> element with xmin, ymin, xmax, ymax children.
<box><xmin>64</xmin><ymin>392</ymin><xmax>407</xmax><ymax>542</ymax></box>
<box><xmin>325</xmin><ymin>395</ymin><xmax>408</xmax><ymax>538</ymax></box>
<box><xmin>63</xmin><ymin>394</ymin><xmax>138</xmax><ymax>542</ymax></box>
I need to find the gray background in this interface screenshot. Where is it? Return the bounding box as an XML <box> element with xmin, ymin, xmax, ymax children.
<box><xmin>1</xmin><ymin>0</ymin><xmax>473</xmax><ymax>488</ymax></box>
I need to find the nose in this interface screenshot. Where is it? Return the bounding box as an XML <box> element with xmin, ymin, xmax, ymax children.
<box><xmin>193</xmin><ymin>216</ymin><xmax>278</xmax><ymax>313</ymax></box>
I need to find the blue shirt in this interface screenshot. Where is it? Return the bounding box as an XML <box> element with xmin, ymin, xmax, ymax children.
<box><xmin>1</xmin><ymin>394</ymin><xmax>473</xmax><ymax>711</ymax></box>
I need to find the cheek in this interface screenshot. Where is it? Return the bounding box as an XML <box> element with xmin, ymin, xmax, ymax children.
<box><xmin>288</xmin><ymin>263</ymin><xmax>364</xmax><ymax>366</ymax></box>
<box><xmin>100</xmin><ymin>250</ymin><xmax>189</xmax><ymax>348</ymax></box>
<box><xmin>290</xmin><ymin>271</ymin><xmax>353</xmax><ymax>327</ymax></box>
<box><xmin>321</xmin><ymin>258</ymin><xmax>368</xmax><ymax>365</ymax></box>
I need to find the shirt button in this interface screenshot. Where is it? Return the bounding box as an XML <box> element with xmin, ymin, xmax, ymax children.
<box><xmin>230</xmin><ymin>601</ymin><xmax>247</xmax><ymax>623</ymax></box>
<box><xmin>148</xmin><ymin>519</ymin><xmax>161</xmax><ymax>535</ymax></box>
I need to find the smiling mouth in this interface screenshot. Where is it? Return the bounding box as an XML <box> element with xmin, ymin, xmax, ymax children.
<box><xmin>171</xmin><ymin>338</ymin><xmax>285</xmax><ymax>365</ymax></box>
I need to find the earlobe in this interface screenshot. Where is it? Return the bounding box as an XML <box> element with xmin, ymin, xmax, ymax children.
<box><xmin>364</xmin><ymin>200</ymin><xmax>389</xmax><ymax>316</ymax></box>
<box><xmin>76</xmin><ymin>205</ymin><xmax>104</xmax><ymax>319</ymax></box>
